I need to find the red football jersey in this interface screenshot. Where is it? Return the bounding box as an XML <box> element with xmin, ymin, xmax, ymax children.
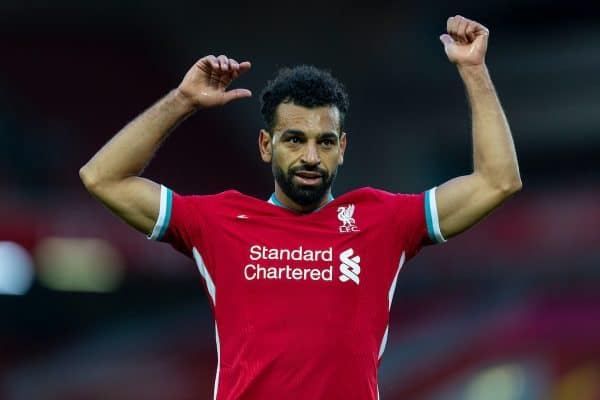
<box><xmin>149</xmin><ymin>186</ymin><xmax>445</xmax><ymax>399</ymax></box>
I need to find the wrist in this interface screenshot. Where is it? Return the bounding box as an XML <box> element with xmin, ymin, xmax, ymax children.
<box><xmin>171</xmin><ymin>88</ymin><xmax>199</xmax><ymax>115</ymax></box>
<box><xmin>457</xmin><ymin>63</ymin><xmax>489</xmax><ymax>79</ymax></box>
<box><xmin>457</xmin><ymin>63</ymin><xmax>494</xmax><ymax>90</ymax></box>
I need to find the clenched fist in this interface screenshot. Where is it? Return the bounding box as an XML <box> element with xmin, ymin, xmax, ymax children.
<box><xmin>440</xmin><ymin>16</ymin><xmax>489</xmax><ymax>66</ymax></box>
<box><xmin>176</xmin><ymin>55</ymin><xmax>252</xmax><ymax>109</ymax></box>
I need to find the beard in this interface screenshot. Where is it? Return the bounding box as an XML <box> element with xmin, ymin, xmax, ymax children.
<box><xmin>273</xmin><ymin>163</ymin><xmax>337</xmax><ymax>207</ymax></box>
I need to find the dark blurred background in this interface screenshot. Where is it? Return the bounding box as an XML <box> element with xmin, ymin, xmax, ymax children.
<box><xmin>1</xmin><ymin>1</ymin><xmax>599</xmax><ymax>399</ymax></box>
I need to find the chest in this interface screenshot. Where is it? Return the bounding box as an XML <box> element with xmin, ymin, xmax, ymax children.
<box><xmin>197</xmin><ymin>208</ymin><xmax>404</xmax><ymax>316</ymax></box>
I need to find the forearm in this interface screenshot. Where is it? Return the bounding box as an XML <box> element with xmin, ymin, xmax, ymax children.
<box><xmin>434</xmin><ymin>16</ymin><xmax>522</xmax><ymax>238</ymax></box>
<box><xmin>78</xmin><ymin>55</ymin><xmax>250</xmax><ymax>235</ymax></box>
<box><xmin>80</xmin><ymin>89</ymin><xmax>195</xmax><ymax>187</ymax></box>
<box><xmin>459</xmin><ymin>64</ymin><xmax>521</xmax><ymax>192</ymax></box>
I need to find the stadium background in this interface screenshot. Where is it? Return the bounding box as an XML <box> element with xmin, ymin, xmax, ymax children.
<box><xmin>1</xmin><ymin>0</ymin><xmax>599</xmax><ymax>399</ymax></box>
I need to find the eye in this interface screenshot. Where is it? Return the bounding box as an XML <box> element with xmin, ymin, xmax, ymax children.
<box><xmin>321</xmin><ymin>139</ymin><xmax>335</xmax><ymax>147</ymax></box>
<box><xmin>289</xmin><ymin>137</ymin><xmax>301</xmax><ymax>144</ymax></box>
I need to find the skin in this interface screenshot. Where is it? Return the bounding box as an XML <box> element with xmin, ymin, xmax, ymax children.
<box><xmin>435</xmin><ymin>15</ymin><xmax>522</xmax><ymax>238</ymax></box>
<box><xmin>258</xmin><ymin>103</ymin><xmax>347</xmax><ymax>213</ymax></box>
<box><xmin>80</xmin><ymin>15</ymin><xmax>521</xmax><ymax>240</ymax></box>
<box><xmin>79</xmin><ymin>55</ymin><xmax>252</xmax><ymax>234</ymax></box>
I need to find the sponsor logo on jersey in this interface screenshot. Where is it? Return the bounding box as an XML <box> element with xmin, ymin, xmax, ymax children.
<box><xmin>244</xmin><ymin>263</ymin><xmax>333</xmax><ymax>281</ymax></box>
<box><xmin>243</xmin><ymin>245</ymin><xmax>361</xmax><ymax>285</ymax></box>
<box><xmin>249</xmin><ymin>245</ymin><xmax>332</xmax><ymax>262</ymax></box>
<box><xmin>339</xmin><ymin>248</ymin><xmax>361</xmax><ymax>285</ymax></box>
<box><xmin>337</xmin><ymin>204</ymin><xmax>359</xmax><ymax>233</ymax></box>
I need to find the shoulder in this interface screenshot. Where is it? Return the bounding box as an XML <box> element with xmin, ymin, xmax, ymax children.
<box><xmin>173</xmin><ymin>190</ymin><xmax>258</xmax><ymax>206</ymax></box>
<box><xmin>176</xmin><ymin>189</ymin><xmax>240</xmax><ymax>198</ymax></box>
<box><xmin>173</xmin><ymin>189</ymin><xmax>268</xmax><ymax>213</ymax></box>
<box><xmin>334</xmin><ymin>187</ymin><xmax>426</xmax><ymax>223</ymax></box>
<box><xmin>338</xmin><ymin>187</ymin><xmax>422</xmax><ymax>205</ymax></box>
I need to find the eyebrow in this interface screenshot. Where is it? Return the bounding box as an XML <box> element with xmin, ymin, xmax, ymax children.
<box><xmin>280</xmin><ymin>129</ymin><xmax>339</xmax><ymax>139</ymax></box>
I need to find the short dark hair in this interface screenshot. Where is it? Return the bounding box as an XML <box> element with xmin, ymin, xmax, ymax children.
<box><xmin>260</xmin><ymin>65</ymin><xmax>349</xmax><ymax>133</ymax></box>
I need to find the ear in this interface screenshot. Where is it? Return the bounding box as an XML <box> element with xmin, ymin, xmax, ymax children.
<box><xmin>259</xmin><ymin>129</ymin><xmax>273</xmax><ymax>163</ymax></box>
<box><xmin>338</xmin><ymin>132</ymin><xmax>347</xmax><ymax>165</ymax></box>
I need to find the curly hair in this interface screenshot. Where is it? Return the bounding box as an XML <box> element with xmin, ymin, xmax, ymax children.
<box><xmin>260</xmin><ymin>65</ymin><xmax>349</xmax><ymax>133</ymax></box>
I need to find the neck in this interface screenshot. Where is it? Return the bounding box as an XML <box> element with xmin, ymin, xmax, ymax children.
<box><xmin>273</xmin><ymin>184</ymin><xmax>332</xmax><ymax>213</ymax></box>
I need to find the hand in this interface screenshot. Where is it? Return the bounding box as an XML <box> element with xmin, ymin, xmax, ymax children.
<box><xmin>176</xmin><ymin>55</ymin><xmax>252</xmax><ymax>109</ymax></box>
<box><xmin>440</xmin><ymin>16</ymin><xmax>489</xmax><ymax>66</ymax></box>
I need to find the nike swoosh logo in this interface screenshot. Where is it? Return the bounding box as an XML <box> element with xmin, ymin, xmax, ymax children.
<box><xmin>237</xmin><ymin>215</ymin><xmax>249</xmax><ymax>219</ymax></box>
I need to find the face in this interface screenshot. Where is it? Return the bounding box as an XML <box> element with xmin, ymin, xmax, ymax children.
<box><xmin>259</xmin><ymin>102</ymin><xmax>347</xmax><ymax>209</ymax></box>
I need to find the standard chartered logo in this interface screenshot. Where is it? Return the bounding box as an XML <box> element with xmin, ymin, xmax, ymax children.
<box><xmin>339</xmin><ymin>248</ymin><xmax>361</xmax><ymax>285</ymax></box>
<box><xmin>243</xmin><ymin>245</ymin><xmax>361</xmax><ymax>285</ymax></box>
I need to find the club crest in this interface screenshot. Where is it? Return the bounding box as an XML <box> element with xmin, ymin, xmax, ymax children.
<box><xmin>337</xmin><ymin>204</ymin><xmax>360</xmax><ymax>233</ymax></box>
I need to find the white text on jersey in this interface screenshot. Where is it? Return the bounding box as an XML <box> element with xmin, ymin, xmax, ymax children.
<box><xmin>244</xmin><ymin>245</ymin><xmax>360</xmax><ymax>284</ymax></box>
<box><xmin>244</xmin><ymin>264</ymin><xmax>333</xmax><ymax>281</ymax></box>
<box><xmin>249</xmin><ymin>245</ymin><xmax>332</xmax><ymax>262</ymax></box>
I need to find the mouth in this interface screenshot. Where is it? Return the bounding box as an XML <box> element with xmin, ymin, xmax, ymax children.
<box><xmin>293</xmin><ymin>171</ymin><xmax>323</xmax><ymax>186</ymax></box>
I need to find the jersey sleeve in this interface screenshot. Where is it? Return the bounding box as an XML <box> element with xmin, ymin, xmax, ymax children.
<box><xmin>147</xmin><ymin>185</ymin><xmax>202</xmax><ymax>258</ymax></box>
<box><xmin>147</xmin><ymin>185</ymin><xmax>219</xmax><ymax>309</ymax></box>
<box><xmin>394</xmin><ymin>187</ymin><xmax>446</xmax><ymax>259</ymax></box>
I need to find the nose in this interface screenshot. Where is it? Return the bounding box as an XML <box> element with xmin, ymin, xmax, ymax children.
<box><xmin>301</xmin><ymin>141</ymin><xmax>321</xmax><ymax>166</ymax></box>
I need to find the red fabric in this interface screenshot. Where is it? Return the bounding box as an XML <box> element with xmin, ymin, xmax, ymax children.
<box><xmin>162</xmin><ymin>187</ymin><xmax>428</xmax><ymax>399</ymax></box>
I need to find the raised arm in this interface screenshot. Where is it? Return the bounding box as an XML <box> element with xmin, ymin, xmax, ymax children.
<box><xmin>79</xmin><ymin>55</ymin><xmax>252</xmax><ymax>235</ymax></box>
<box><xmin>434</xmin><ymin>16</ymin><xmax>522</xmax><ymax>239</ymax></box>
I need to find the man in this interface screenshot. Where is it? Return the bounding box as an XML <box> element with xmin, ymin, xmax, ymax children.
<box><xmin>80</xmin><ymin>15</ymin><xmax>521</xmax><ymax>400</ymax></box>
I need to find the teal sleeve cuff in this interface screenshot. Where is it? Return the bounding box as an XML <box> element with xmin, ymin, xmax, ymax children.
<box><xmin>147</xmin><ymin>185</ymin><xmax>173</xmax><ymax>241</ymax></box>
<box><xmin>424</xmin><ymin>187</ymin><xmax>447</xmax><ymax>244</ymax></box>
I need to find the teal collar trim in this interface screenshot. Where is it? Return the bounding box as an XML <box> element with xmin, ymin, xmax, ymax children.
<box><xmin>268</xmin><ymin>193</ymin><xmax>334</xmax><ymax>213</ymax></box>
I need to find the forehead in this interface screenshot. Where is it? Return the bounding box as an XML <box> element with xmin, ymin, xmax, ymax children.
<box><xmin>273</xmin><ymin>102</ymin><xmax>340</xmax><ymax>133</ymax></box>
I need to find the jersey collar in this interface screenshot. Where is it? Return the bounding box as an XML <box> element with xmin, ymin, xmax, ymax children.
<box><xmin>268</xmin><ymin>193</ymin><xmax>334</xmax><ymax>213</ymax></box>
